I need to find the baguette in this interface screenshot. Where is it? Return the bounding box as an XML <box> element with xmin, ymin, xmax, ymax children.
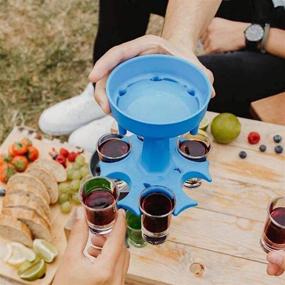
<box><xmin>6</xmin><ymin>183</ymin><xmax>50</xmax><ymax>217</ymax></box>
<box><xmin>31</xmin><ymin>159</ymin><xmax>66</xmax><ymax>182</ymax></box>
<box><xmin>27</xmin><ymin>165</ymin><xmax>58</xmax><ymax>204</ymax></box>
<box><xmin>2</xmin><ymin>208</ymin><xmax>52</xmax><ymax>241</ymax></box>
<box><xmin>0</xmin><ymin>214</ymin><xmax>33</xmax><ymax>247</ymax></box>
<box><xmin>8</xmin><ymin>173</ymin><xmax>50</xmax><ymax>204</ymax></box>
<box><xmin>3</xmin><ymin>194</ymin><xmax>51</xmax><ymax>229</ymax></box>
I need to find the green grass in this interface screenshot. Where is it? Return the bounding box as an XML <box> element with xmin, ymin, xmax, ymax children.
<box><xmin>0</xmin><ymin>1</ymin><xmax>162</xmax><ymax>143</ymax></box>
<box><xmin>0</xmin><ymin>0</ymin><xmax>99</xmax><ymax>142</ymax></box>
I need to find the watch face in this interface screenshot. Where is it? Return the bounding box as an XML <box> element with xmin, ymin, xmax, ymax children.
<box><xmin>245</xmin><ymin>24</ymin><xmax>264</xmax><ymax>42</ymax></box>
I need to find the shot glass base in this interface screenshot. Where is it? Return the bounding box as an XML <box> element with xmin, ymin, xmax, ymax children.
<box><xmin>89</xmin><ymin>226</ymin><xmax>113</xmax><ymax>236</ymax></box>
<box><xmin>260</xmin><ymin>238</ymin><xmax>285</xmax><ymax>253</ymax></box>
<box><xmin>127</xmin><ymin>237</ymin><xmax>147</xmax><ymax>248</ymax></box>
<box><xmin>143</xmin><ymin>234</ymin><xmax>167</xmax><ymax>245</ymax></box>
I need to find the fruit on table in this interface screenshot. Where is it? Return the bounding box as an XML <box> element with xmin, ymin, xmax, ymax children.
<box><xmin>0</xmin><ymin>163</ymin><xmax>16</xmax><ymax>183</ymax></box>
<box><xmin>59</xmin><ymin>147</ymin><xmax>69</xmax><ymax>158</ymax></box>
<box><xmin>11</xmin><ymin>156</ymin><xmax>29</xmax><ymax>172</ymax></box>
<box><xmin>33</xmin><ymin>239</ymin><xmax>58</xmax><ymax>263</ymax></box>
<box><xmin>273</xmin><ymin>134</ymin><xmax>282</xmax><ymax>143</ymax></box>
<box><xmin>20</xmin><ymin>138</ymin><xmax>32</xmax><ymax>147</ymax></box>
<box><xmin>60</xmin><ymin>201</ymin><xmax>72</xmax><ymax>214</ymax></box>
<box><xmin>19</xmin><ymin>258</ymin><xmax>46</xmax><ymax>281</ymax></box>
<box><xmin>71</xmin><ymin>192</ymin><xmax>81</xmax><ymax>205</ymax></box>
<box><xmin>59</xmin><ymin>193</ymin><xmax>70</xmax><ymax>204</ymax></box>
<box><xmin>211</xmin><ymin>113</ymin><xmax>241</xmax><ymax>144</ymax></box>
<box><xmin>75</xmin><ymin>154</ymin><xmax>85</xmax><ymax>166</ymax></box>
<box><xmin>239</xmin><ymin>151</ymin><xmax>247</xmax><ymax>159</ymax></box>
<box><xmin>5</xmin><ymin>242</ymin><xmax>36</xmax><ymax>266</ymax></box>
<box><xmin>56</xmin><ymin>154</ymin><xmax>66</xmax><ymax>167</ymax></box>
<box><xmin>247</xmin><ymin>132</ymin><xmax>260</xmax><ymax>145</ymax></box>
<box><xmin>259</xmin><ymin>144</ymin><xmax>267</xmax><ymax>152</ymax></box>
<box><xmin>11</xmin><ymin>142</ymin><xmax>28</xmax><ymax>156</ymax></box>
<box><xmin>27</xmin><ymin>146</ymin><xmax>39</xmax><ymax>162</ymax></box>
<box><xmin>275</xmin><ymin>145</ymin><xmax>283</xmax><ymax>154</ymax></box>
<box><xmin>68</xmin><ymin>151</ymin><xmax>78</xmax><ymax>162</ymax></box>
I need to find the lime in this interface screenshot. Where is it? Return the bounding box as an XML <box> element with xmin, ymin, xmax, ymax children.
<box><xmin>199</xmin><ymin>117</ymin><xmax>209</xmax><ymax>131</ymax></box>
<box><xmin>19</xmin><ymin>259</ymin><xmax>46</xmax><ymax>281</ymax></box>
<box><xmin>33</xmin><ymin>239</ymin><xmax>58</xmax><ymax>263</ymax></box>
<box><xmin>211</xmin><ymin>113</ymin><xmax>241</xmax><ymax>144</ymax></box>
<box><xmin>6</xmin><ymin>242</ymin><xmax>36</xmax><ymax>266</ymax></box>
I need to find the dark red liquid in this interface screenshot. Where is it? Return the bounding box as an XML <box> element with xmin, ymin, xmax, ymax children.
<box><xmin>179</xmin><ymin>140</ymin><xmax>209</xmax><ymax>158</ymax></box>
<box><xmin>98</xmin><ymin>139</ymin><xmax>130</xmax><ymax>162</ymax></box>
<box><xmin>83</xmin><ymin>190</ymin><xmax>116</xmax><ymax>226</ymax></box>
<box><xmin>264</xmin><ymin>207</ymin><xmax>285</xmax><ymax>245</ymax></box>
<box><xmin>141</xmin><ymin>192</ymin><xmax>174</xmax><ymax>244</ymax></box>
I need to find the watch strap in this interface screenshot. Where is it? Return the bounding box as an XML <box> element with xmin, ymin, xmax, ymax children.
<box><xmin>260</xmin><ymin>23</ymin><xmax>270</xmax><ymax>53</ymax></box>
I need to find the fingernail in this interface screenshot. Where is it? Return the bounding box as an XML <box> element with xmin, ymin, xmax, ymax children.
<box><xmin>118</xmin><ymin>209</ymin><xmax>126</xmax><ymax>218</ymax></box>
<box><xmin>76</xmin><ymin>207</ymin><xmax>84</xmax><ymax>220</ymax></box>
<box><xmin>269</xmin><ymin>252</ymin><xmax>284</xmax><ymax>266</ymax></box>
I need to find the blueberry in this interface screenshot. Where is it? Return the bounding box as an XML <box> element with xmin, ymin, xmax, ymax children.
<box><xmin>0</xmin><ymin>188</ymin><xmax>6</xmax><ymax>197</ymax></box>
<box><xmin>273</xmin><ymin>135</ymin><xmax>282</xmax><ymax>143</ymax></box>
<box><xmin>259</xmin><ymin>144</ymin><xmax>267</xmax><ymax>152</ymax></box>
<box><xmin>239</xmin><ymin>151</ymin><xmax>247</xmax><ymax>159</ymax></box>
<box><xmin>275</xmin><ymin>145</ymin><xmax>283</xmax><ymax>154</ymax></box>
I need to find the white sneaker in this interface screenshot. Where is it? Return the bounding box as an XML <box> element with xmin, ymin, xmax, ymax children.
<box><xmin>39</xmin><ymin>83</ymin><xmax>105</xmax><ymax>136</ymax></box>
<box><xmin>68</xmin><ymin>116</ymin><xmax>117</xmax><ymax>152</ymax></box>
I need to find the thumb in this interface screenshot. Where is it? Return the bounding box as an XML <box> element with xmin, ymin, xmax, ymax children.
<box><xmin>66</xmin><ymin>207</ymin><xmax>89</xmax><ymax>256</ymax></box>
<box><xmin>267</xmin><ymin>251</ymin><xmax>285</xmax><ymax>269</ymax></box>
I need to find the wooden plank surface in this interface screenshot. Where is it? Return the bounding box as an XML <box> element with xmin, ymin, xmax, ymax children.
<box><xmin>1</xmin><ymin>112</ymin><xmax>285</xmax><ymax>285</ymax></box>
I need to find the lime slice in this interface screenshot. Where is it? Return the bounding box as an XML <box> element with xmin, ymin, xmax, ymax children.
<box><xmin>1</xmin><ymin>243</ymin><xmax>12</xmax><ymax>262</ymax></box>
<box><xmin>19</xmin><ymin>259</ymin><xmax>46</xmax><ymax>281</ymax></box>
<box><xmin>199</xmin><ymin>117</ymin><xmax>209</xmax><ymax>131</ymax></box>
<box><xmin>18</xmin><ymin>255</ymin><xmax>42</xmax><ymax>275</ymax></box>
<box><xmin>33</xmin><ymin>239</ymin><xmax>58</xmax><ymax>263</ymax></box>
<box><xmin>6</xmin><ymin>242</ymin><xmax>36</xmax><ymax>266</ymax></box>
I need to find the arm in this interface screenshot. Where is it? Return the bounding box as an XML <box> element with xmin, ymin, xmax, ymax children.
<box><xmin>162</xmin><ymin>0</ymin><xmax>222</xmax><ymax>50</ymax></box>
<box><xmin>265</xmin><ymin>28</ymin><xmax>285</xmax><ymax>58</ymax></box>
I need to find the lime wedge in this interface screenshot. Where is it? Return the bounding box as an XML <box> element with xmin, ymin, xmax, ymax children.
<box><xmin>33</xmin><ymin>239</ymin><xmax>58</xmax><ymax>263</ymax></box>
<box><xmin>199</xmin><ymin>117</ymin><xmax>209</xmax><ymax>131</ymax></box>
<box><xmin>18</xmin><ymin>255</ymin><xmax>42</xmax><ymax>275</ymax></box>
<box><xmin>19</xmin><ymin>259</ymin><xmax>46</xmax><ymax>281</ymax></box>
<box><xmin>6</xmin><ymin>242</ymin><xmax>36</xmax><ymax>266</ymax></box>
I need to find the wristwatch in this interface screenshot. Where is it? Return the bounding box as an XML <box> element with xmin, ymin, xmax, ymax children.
<box><xmin>244</xmin><ymin>23</ymin><xmax>270</xmax><ymax>52</ymax></box>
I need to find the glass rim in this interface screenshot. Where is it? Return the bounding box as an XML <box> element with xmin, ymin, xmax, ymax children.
<box><xmin>268</xmin><ymin>196</ymin><xmax>285</xmax><ymax>229</ymax></box>
<box><xmin>177</xmin><ymin>136</ymin><xmax>211</xmax><ymax>160</ymax></box>
<box><xmin>139</xmin><ymin>186</ymin><xmax>176</xmax><ymax>218</ymax></box>
<box><xmin>80</xmin><ymin>176</ymin><xmax>119</xmax><ymax>212</ymax></box>
<box><xmin>96</xmin><ymin>133</ymin><xmax>131</xmax><ymax>161</ymax></box>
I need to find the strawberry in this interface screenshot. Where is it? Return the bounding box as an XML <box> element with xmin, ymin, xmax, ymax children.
<box><xmin>59</xmin><ymin>148</ymin><xmax>69</xmax><ymax>158</ymax></box>
<box><xmin>68</xmin><ymin>151</ymin><xmax>78</xmax><ymax>162</ymax></box>
<box><xmin>56</xmin><ymin>154</ymin><xmax>66</xmax><ymax>167</ymax></box>
<box><xmin>247</xmin><ymin>132</ymin><xmax>260</xmax><ymax>145</ymax></box>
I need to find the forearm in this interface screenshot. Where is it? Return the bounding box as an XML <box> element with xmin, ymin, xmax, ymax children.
<box><xmin>162</xmin><ymin>0</ymin><xmax>221</xmax><ymax>50</ymax></box>
<box><xmin>265</xmin><ymin>28</ymin><xmax>285</xmax><ymax>59</ymax></box>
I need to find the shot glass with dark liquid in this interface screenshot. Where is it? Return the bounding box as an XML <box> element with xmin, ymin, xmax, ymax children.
<box><xmin>260</xmin><ymin>196</ymin><xmax>285</xmax><ymax>253</ymax></box>
<box><xmin>178</xmin><ymin>133</ymin><xmax>211</xmax><ymax>189</ymax></box>
<box><xmin>140</xmin><ymin>186</ymin><xmax>175</xmax><ymax>245</ymax></box>
<box><xmin>97</xmin><ymin>133</ymin><xmax>131</xmax><ymax>162</ymax></box>
<box><xmin>80</xmin><ymin>177</ymin><xmax>118</xmax><ymax>235</ymax></box>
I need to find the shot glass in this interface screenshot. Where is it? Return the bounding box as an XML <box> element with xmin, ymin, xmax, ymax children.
<box><xmin>178</xmin><ymin>133</ymin><xmax>211</xmax><ymax>162</ymax></box>
<box><xmin>140</xmin><ymin>186</ymin><xmax>175</xmax><ymax>245</ymax></box>
<box><xmin>260</xmin><ymin>196</ymin><xmax>285</xmax><ymax>253</ymax></box>
<box><xmin>80</xmin><ymin>176</ymin><xmax>119</xmax><ymax>235</ymax></box>
<box><xmin>97</xmin><ymin>133</ymin><xmax>131</xmax><ymax>162</ymax></box>
<box><xmin>126</xmin><ymin>211</ymin><xmax>147</xmax><ymax>248</ymax></box>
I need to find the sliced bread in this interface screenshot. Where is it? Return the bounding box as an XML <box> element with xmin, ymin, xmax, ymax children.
<box><xmin>27</xmin><ymin>165</ymin><xmax>58</xmax><ymax>204</ymax></box>
<box><xmin>31</xmin><ymin>159</ymin><xmax>66</xmax><ymax>182</ymax></box>
<box><xmin>5</xmin><ymin>187</ymin><xmax>50</xmax><ymax>218</ymax></box>
<box><xmin>2</xmin><ymin>194</ymin><xmax>51</xmax><ymax>229</ymax></box>
<box><xmin>0</xmin><ymin>214</ymin><xmax>33</xmax><ymax>247</ymax></box>
<box><xmin>8</xmin><ymin>173</ymin><xmax>50</xmax><ymax>204</ymax></box>
<box><xmin>2</xmin><ymin>208</ymin><xmax>52</xmax><ymax>241</ymax></box>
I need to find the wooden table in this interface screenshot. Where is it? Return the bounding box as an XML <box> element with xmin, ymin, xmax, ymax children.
<box><xmin>126</xmin><ymin>112</ymin><xmax>285</xmax><ymax>285</ymax></box>
<box><xmin>1</xmin><ymin>112</ymin><xmax>285</xmax><ymax>284</ymax></box>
